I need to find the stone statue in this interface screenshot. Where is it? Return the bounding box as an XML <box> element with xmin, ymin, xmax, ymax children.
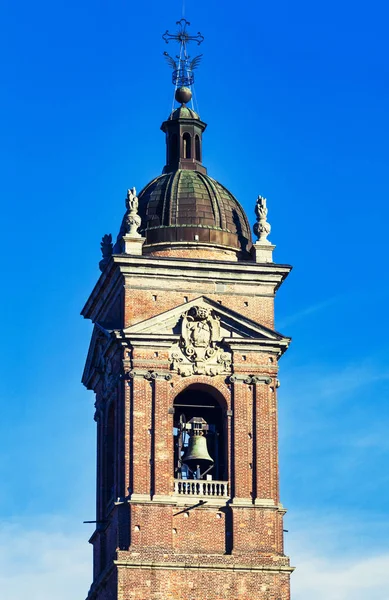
<box><xmin>99</xmin><ymin>233</ymin><xmax>113</xmax><ymax>271</ymax></box>
<box><xmin>125</xmin><ymin>187</ymin><xmax>142</xmax><ymax>237</ymax></box>
<box><xmin>253</xmin><ymin>195</ymin><xmax>271</xmax><ymax>244</ymax></box>
<box><xmin>126</xmin><ymin>187</ymin><xmax>138</xmax><ymax>213</ymax></box>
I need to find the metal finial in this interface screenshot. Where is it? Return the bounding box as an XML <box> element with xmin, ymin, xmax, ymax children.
<box><xmin>162</xmin><ymin>19</ymin><xmax>204</xmax><ymax>88</ymax></box>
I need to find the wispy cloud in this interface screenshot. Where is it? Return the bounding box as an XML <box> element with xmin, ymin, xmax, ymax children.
<box><xmin>279</xmin><ymin>359</ymin><xmax>389</xmax><ymax>472</ymax></box>
<box><xmin>0</xmin><ymin>519</ymin><xmax>91</xmax><ymax>600</ymax></box>
<box><xmin>292</xmin><ymin>551</ymin><xmax>389</xmax><ymax>600</ymax></box>
<box><xmin>1</xmin><ymin>513</ymin><xmax>388</xmax><ymax>600</ymax></box>
<box><xmin>277</xmin><ymin>296</ymin><xmax>339</xmax><ymax>329</ymax></box>
<box><xmin>316</xmin><ymin>364</ymin><xmax>389</xmax><ymax>400</ymax></box>
<box><xmin>281</xmin><ymin>359</ymin><xmax>389</xmax><ymax>409</ymax></box>
<box><xmin>288</xmin><ymin>512</ymin><xmax>389</xmax><ymax>600</ymax></box>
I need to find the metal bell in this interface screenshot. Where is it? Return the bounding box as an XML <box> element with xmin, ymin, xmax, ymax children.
<box><xmin>182</xmin><ymin>432</ymin><xmax>214</xmax><ymax>470</ymax></box>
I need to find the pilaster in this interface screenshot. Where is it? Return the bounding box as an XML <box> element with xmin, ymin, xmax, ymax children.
<box><xmin>153</xmin><ymin>377</ymin><xmax>173</xmax><ymax>498</ymax></box>
<box><xmin>129</xmin><ymin>375</ymin><xmax>153</xmax><ymax>499</ymax></box>
<box><xmin>232</xmin><ymin>380</ymin><xmax>252</xmax><ymax>502</ymax></box>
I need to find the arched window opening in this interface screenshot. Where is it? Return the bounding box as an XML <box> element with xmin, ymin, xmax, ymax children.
<box><xmin>169</xmin><ymin>133</ymin><xmax>178</xmax><ymax>164</ymax></box>
<box><xmin>183</xmin><ymin>132</ymin><xmax>192</xmax><ymax>159</ymax></box>
<box><xmin>104</xmin><ymin>403</ymin><xmax>115</xmax><ymax>507</ymax></box>
<box><xmin>173</xmin><ymin>387</ymin><xmax>227</xmax><ymax>481</ymax></box>
<box><xmin>195</xmin><ymin>135</ymin><xmax>201</xmax><ymax>161</ymax></box>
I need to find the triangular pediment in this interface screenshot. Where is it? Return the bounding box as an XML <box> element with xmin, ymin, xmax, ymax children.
<box><xmin>123</xmin><ymin>296</ymin><xmax>287</xmax><ymax>343</ymax></box>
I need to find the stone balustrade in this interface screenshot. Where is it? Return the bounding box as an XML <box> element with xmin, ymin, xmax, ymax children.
<box><xmin>174</xmin><ymin>479</ymin><xmax>229</xmax><ymax>498</ymax></box>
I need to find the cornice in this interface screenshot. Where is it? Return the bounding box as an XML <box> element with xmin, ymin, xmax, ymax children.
<box><xmin>81</xmin><ymin>264</ymin><xmax>123</xmax><ymax>321</ymax></box>
<box><xmin>81</xmin><ymin>254</ymin><xmax>292</xmax><ymax>321</ymax></box>
<box><xmin>114</xmin><ymin>254</ymin><xmax>291</xmax><ymax>282</ymax></box>
<box><xmin>114</xmin><ymin>559</ymin><xmax>294</xmax><ymax>574</ymax></box>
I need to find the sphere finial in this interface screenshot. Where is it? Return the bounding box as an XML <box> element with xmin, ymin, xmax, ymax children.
<box><xmin>175</xmin><ymin>86</ymin><xmax>192</xmax><ymax>105</ymax></box>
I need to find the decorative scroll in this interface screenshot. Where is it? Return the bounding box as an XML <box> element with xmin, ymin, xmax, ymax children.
<box><xmin>169</xmin><ymin>306</ymin><xmax>232</xmax><ymax>376</ymax></box>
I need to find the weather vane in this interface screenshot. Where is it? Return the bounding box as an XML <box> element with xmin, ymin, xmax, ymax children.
<box><xmin>162</xmin><ymin>18</ymin><xmax>204</xmax><ymax>88</ymax></box>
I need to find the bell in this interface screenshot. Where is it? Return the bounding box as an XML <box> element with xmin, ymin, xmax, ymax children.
<box><xmin>182</xmin><ymin>431</ymin><xmax>214</xmax><ymax>471</ymax></box>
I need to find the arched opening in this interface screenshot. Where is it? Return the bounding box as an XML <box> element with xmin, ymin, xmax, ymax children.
<box><xmin>104</xmin><ymin>402</ymin><xmax>115</xmax><ymax>507</ymax></box>
<box><xmin>195</xmin><ymin>134</ymin><xmax>201</xmax><ymax>161</ymax></box>
<box><xmin>173</xmin><ymin>386</ymin><xmax>227</xmax><ymax>481</ymax></box>
<box><xmin>183</xmin><ymin>132</ymin><xmax>192</xmax><ymax>159</ymax></box>
<box><xmin>169</xmin><ymin>133</ymin><xmax>178</xmax><ymax>164</ymax></box>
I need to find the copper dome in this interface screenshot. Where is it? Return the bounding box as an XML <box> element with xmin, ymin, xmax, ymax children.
<box><xmin>138</xmin><ymin>169</ymin><xmax>252</xmax><ymax>255</ymax></box>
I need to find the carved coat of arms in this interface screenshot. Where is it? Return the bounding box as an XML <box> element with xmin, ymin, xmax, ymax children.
<box><xmin>170</xmin><ymin>306</ymin><xmax>231</xmax><ymax>377</ymax></box>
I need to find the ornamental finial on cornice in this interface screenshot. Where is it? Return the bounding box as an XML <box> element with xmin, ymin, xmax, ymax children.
<box><xmin>125</xmin><ymin>187</ymin><xmax>142</xmax><ymax>238</ymax></box>
<box><xmin>99</xmin><ymin>233</ymin><xmax>113</xmax><ymax>271</ymax></box>
<box><xmin>253</xmin><ymin>195</ymin><xmax>271</xmax><ymax>244</ymax></box>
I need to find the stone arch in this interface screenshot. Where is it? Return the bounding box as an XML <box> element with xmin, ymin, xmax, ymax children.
<box><xmin>172</xmin><ymin>382</ymin><xmax>229</xmax><ymax>481</ymax></box>
<box><xmin>195</xmin><ymin>134</ymin><xmax>201</xmax><ymax>161</ymax></box>
<box><xmin>170</xmin><ymin>376</ymin><xmax>231</xmax><ymax>407</ymax></box>
<box><xmin>182</xmin><ymin>132</ymin><xmax>192</xmax><ymax>158</ymax></box>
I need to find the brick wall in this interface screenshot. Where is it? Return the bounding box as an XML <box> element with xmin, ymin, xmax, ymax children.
<box><xmin>144</xmin><ymin>246</ymin><xmax>239</xmax><ymax>261</ymax></box>
<box><xmin>124</xmin><ymin>288</ymin><xmax>275</xmax><ymax>330</ymax></box>
<box><xmin>116</xmin><ymin>566</ymin><xmax>291</xmax><ymax>600</ymax></box>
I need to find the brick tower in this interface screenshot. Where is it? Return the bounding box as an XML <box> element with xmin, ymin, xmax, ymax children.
<box><xmin>81</xmin><ymin>19</ymin><xmax>293</xmax><ymax>600</ymax></box>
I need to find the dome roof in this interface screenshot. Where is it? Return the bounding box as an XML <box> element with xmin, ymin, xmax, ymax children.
<box><xmin>138</xmin><ymin>169</ymin><xmax>252</xmax><ymax>254</ymax></box>
<box><xmin>169</xmin><ymin>105</ymin><xmax>200</xmax><ymax>121</ymax></box>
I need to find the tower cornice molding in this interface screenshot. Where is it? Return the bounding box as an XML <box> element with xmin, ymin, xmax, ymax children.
<box><xmin>81</xmin><ymin>255</ymin><xmax>291</xmax><ymax>322</ymax></box>
<box><xmin>113</xmin><ymin>559</ymin><xmax>295</xmax><ymax>574</ymax></box>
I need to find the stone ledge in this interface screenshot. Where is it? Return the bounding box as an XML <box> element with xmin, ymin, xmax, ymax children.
<box><xmin>128</xmin><ymin>493</ymin><xmax>152</xmax><ymax>502</ymax></box>
<box><xmin>127</xmin><ymin>495</ymin><xmax>230</xmax><ymax>508</ymax></box>
<box><xmin>114</xmin><ymin>560</ymin><xmax>295</xmax><ymax>574</ymax></box>
<box><xmin>174</xmin><ymin>496</ymin><xmax>229</xmax><ymax>508</ymax></box>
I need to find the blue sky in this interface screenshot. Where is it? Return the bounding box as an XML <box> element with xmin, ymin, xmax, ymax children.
<box><xmin>1</xmin><ymin>0</ymin><xmax>388</xmax><ymax>598</ymax></box>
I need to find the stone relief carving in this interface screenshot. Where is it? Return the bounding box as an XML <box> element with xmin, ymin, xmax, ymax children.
<box><xmin>125</xmin><ymin>187</ymin><xmax>142</xmax><ymax>237</ymax></box>
<box><xmin>169</xmin><ymin>306</ymin><xmax>232</xmax><ymax>376</ymax></box>
<box><xmin>97</xmin><ymin>346</ymin><xmax>121</xmax><ymax>398</ymax></box>
<box><xmin>229</xmin><ymin>374</ymin><xmax>272</xmax><ymax>384</ymax></box>
<box><xmin>253</xmin><ymin>195</ymin><xmax>271</xmax><ymax>244</ymax></box>
<box><xmin>128</xmin><ymin>370</ymin><xmax>172</xmax><ymax>381</ymax></box>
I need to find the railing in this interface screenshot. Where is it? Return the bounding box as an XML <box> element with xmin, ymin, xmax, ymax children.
<box><xmin>174</xmin><ymin>479</ymin><xmax>229</xmax><ymax>498</ymax></box>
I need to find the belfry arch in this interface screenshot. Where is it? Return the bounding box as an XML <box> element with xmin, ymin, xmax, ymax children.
<box><xmin>173</xmin><ymin>384</ymin><xmax>228</xmax><ymax>482</ymax></box>
<box><xmin>182</xmin><ymin>132</ymin><xmax>192</xmax><ymax>158</ymax></box>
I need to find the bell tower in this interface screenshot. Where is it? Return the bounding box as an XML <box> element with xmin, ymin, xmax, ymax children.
<box><xmin>82</xmin><ymin>18</ymin><xmax>294</xmax><ymax>600</ymax></box>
